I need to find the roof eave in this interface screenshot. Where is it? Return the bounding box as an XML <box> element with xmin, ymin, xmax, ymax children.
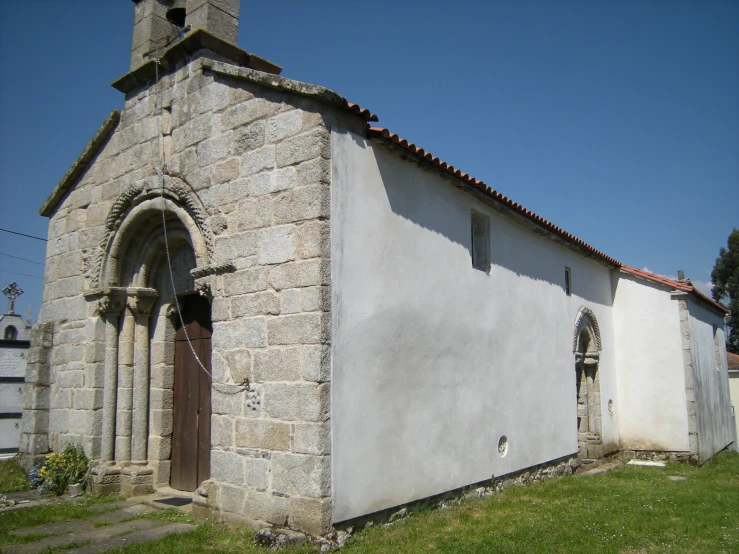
<box><xmin>39</xmin><ymin>110</ymin><xmax>121</xmax><ymax>218</ymax></box>
<box><xmin>621</xmin><ymin>266</ymin><xmax>730</xmax><ymax>315</ymax></box>
<box><xmin>368</xmin><ymin>128</ymin><xmax>620</xmax><ymax>269</ymax></box>
<box><xmin>201</xmin><ymin>59</ymin><xmax>378</xmax><ymax>123</ymax></box>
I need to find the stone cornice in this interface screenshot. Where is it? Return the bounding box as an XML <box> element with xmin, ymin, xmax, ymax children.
<box><xmin>190</xmin><ymin>261</ymin><xmax>236</xmax><ymax>279</ymax></box>
<box><xmin>85</xmin><ymin>287</ymin><xmax>159</xmax><ymax>317</ymax></box>
<box><xmin>111</xmin><ymin>29</ymin><xmax>281</xmax><ymax>94</ymax></box>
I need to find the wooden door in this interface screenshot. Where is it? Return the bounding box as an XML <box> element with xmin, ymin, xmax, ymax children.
<box><xmin>171</xmin><ymin>294</ymin><xmax>212</xmax><ymax>492</ymax></box>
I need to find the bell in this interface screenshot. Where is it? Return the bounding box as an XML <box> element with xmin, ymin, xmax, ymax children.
<box><xmin>166</xmin><ymin>0</ymin><xmax>187</xmax><ymax>28</ymax></box>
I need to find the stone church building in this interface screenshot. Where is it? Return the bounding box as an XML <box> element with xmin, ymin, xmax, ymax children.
<box><xmin>20</xmin><ymin>0</ymin><xmax>734</xmax><ymax>537</ymax></box>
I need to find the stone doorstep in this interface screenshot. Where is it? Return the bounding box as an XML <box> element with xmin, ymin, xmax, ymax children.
<box><xmin>626</xmin><ymin>459</ymin><xmax>667</xmax><ymax>468</ymax></box>
<box><xmin>138</xmin><ymin>487</ymin><xmax>195</xmax><ymax>514</ymax></box>
<box><xmin>577</xmin><ymin>462</ymin><xmax>620</xmax><ymax>477</ymax></box>
<box><xmin>4</xmin><ymin>519</ymin><xmax>163</xmax><ymax>554</ymax></box>
<box><xmin>11</xmin><ymin>503</ymin><xmax>155</xmax><ymax>537</ymax></box>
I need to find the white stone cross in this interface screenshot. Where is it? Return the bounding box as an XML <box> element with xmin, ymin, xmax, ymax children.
<box><xmin>2</xmin><ymin>282</ymin><xmax>23</xmax><ymax>314</ymax></box>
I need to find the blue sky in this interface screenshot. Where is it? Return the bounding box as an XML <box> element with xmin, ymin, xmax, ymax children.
<box><xmin>1</xmin><ymin>0</ymin><xmax>737</xmax><ymax>319</ymax></box>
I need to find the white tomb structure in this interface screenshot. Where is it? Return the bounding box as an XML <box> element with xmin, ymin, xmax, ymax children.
<box><xmin>1</xmin><ymin>283</ymin><xmax>31</xmax><ymax>457</ymax></box>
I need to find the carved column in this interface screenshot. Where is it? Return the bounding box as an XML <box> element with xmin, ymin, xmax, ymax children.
<box><xmin>128</xmin><ymin>290</ymin><xmax>159</xmax><ymax>464</ymax></box>
<box><xmin>98</xmin><ymin>290</ymin><xmax>126</xmax><ymax>464</ymax></box>
<box><xmin>116</xmin><ymin>309</ymin><xmax>136</xmax><ymax>464</ymax></box>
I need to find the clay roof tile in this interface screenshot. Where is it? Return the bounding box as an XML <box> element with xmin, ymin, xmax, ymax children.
<box><xmin>365</xmin><ymin>126</ymin><xmax>729</xmax><ymax>317</ymax></box>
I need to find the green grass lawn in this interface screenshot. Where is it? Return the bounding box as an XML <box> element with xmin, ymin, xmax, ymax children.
<box><xmin>112</xmin><ymin>451</ymin><xmax>738</xmax><ymax>554</ymax></box>
<box><xmin>0</xmin><ymin>458</ymin><xmax>32</xmax><ymax>494</ymax></box>
<box><xmin>341</xmin><ymin>452</ymin><xmax>739</xmax><ymax>553</ymax></box>
<box><xmin>2</xmin><ymin>452</ymin><xmax>737</xmax><ymax>553</ymax></box>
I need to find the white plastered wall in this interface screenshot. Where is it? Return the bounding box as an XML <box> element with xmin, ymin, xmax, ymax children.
<box><xmin>729</xmin><ymin>372</ymin><xmax>739</xmax><ymax>450</ymax></box>
<box><xmin>612</xmin><ymin>275</ymin><xmax>690</xmax><ymax>451</ymax></box>
<box><xmin>330</xmin><ymin>130</ymin><xmax>619</xmax><ymax>522</ymax></box>
<box><xmin>687</xmin><ymin>299</ymin><xmax>733</xmax><ymax>462</ymax></box>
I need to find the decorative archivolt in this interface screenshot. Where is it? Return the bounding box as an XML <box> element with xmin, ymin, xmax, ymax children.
<box><xmin>88</xmin><ymin>175</ymin><xmax>215</xmax><ymax>289</ymax></box>
<box><xmin>573</xmin><ymin>306</ymin><xmax>602</xmax><ymax>353</ymax></box>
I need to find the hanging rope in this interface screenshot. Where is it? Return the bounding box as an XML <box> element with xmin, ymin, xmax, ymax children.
<box><xmin>153</xmin><ymin>58</ymin><xmax>212</xmax><ymax>380</ymax></box>
<box><xmin>151</xmin><ymin>59</ymin><xmax>250</xmax><ymax>394</ymax></box>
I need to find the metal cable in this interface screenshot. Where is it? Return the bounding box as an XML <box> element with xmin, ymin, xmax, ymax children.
<box><xmin>153</xmin><ymin>59</ymin><xmax>212</xmax><ymax>380</ymax></box>
<box><xmin>151</xmin><ymin>60</ymin><xmax>250</xmax><ymax>395</ymax></box>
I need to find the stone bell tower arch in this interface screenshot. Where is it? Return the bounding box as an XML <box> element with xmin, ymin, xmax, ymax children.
<box><xmin>130</xmin><ymin>0</ymin><xmax>241</xmax><ymax>71</ymax></box>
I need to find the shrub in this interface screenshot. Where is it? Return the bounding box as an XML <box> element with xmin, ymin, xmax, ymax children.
<box><xmin>28</xmin><ymin>463</ymin><xmax>44</xmax><ymax>489</ymax></box>
<box><xmin>33</xmin><ymin>444</ymin><xmax>90</xmax><ymax>496</ymax></box>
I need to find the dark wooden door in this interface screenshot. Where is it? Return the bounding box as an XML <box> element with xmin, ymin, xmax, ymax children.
<box><xmin>171</xmin><ymin>294</ymin><xmax>212</xmax><ymax>492</ymax></box>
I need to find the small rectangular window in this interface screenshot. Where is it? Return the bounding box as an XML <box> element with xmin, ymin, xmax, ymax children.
<box><xmin>471</xmin><ymin>211</ymin><xmax>490</xmax><ymax>273</ymax></box>
<box><xmin>565</xmin><ymin>267</ymin><xmax>572</xmax><ymax>296</ymax></box>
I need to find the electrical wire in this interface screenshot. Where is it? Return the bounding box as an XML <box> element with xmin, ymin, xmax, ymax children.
<box><xmin>0</xmin><ymin>268</ymin><xmax>43</xmax><ymax>279</ymax></box>
<box><xmin>0</xmin><ymin>228</ymin><xmax>48</xmax><ymax>242</ymax></box>
<box><xmin>0</xmin><ymin>253</ymin><xmax>44</xmax><ymax>266</ymax></box>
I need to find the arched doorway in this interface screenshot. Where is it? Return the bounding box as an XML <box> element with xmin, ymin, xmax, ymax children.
<box><xmin>89</xmin><ymin>177</ymin><xmax>215</xmax><ymax>493</ymax></box>
<box><xmin>573</xmin><ymin>307</ymin><xmax>603</xmax><ymax>459</ymax></box>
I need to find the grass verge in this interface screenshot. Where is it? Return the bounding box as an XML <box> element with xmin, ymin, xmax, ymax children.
<box><xmin>115</xmin><ymin>451</ymin><xmax>739</xmax><ymax>554</ymax></box>
<box><xmin>4</xmin><ymin>452</ymin><xmax>737</xmax><ymax>553</ymax></box>
<box><xmin>0</xmin><ymin>458</ymin><xmax>31</xmax><ymax>493</ymax></box>
<box><xmin>341</xmin><ymin>451</ymin><xmax>739</xmax><ymax>554</ymax></box>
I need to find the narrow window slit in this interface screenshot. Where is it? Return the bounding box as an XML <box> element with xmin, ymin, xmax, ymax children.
<box><xmin>471</xmin><ymin>211</ymin><xmax>490</xmax><ymax>273</ymax></box>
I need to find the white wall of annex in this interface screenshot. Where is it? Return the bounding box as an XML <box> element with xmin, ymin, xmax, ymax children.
<box><xmin>687</xmin><ymin>299</ymin><xmax>733</xmax><ymax>462</ymax></box>
<box><xmin>330</xmin><ymin>130</ymin><xmax>619</xmax><ymax>522</ymax></box>
<box><xmin>611</xmin><ymin>275</ymin><xmax>690</xmax><ymax>451</ymax></box>
<box><xmin>728</xmin><ymin>372</ymin><xmax>739</xmax><ymax>451</ymax></box>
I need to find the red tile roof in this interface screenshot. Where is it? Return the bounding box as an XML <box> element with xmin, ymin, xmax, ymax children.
<box><xmin>728</xmin><ymin>352</ymin><xmax>739</xmax><ymax>371</ymax></box>
<box><xmin>367</xmin><ymin>126</ymin><xmax>620</xmax><ymax>267</ymax></box>
<box><xmin>363</xmin><ymin>126</ymin><xmax>730</xmax><ymax>317</ymax></box>
<box><xmin>346</xmin><ymin>103</ymin><xmax>378</xmax><ymax>122</ymax></box>
<box><xmin>621</xmin><ymin>265</ymin><xmax>729</xmax><ymax>314</ymax></box>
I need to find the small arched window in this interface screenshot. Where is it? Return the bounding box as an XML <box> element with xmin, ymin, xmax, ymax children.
<box><xmin>4</xmin><ymin>326</ymin><xmax>17</xmax><ymax>340</ymax></box>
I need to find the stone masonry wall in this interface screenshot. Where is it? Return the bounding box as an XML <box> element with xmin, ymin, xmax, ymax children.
<box><xmin>677</xmin><ymin>298</ymin><xmax>699</xmax><ymax>457</ymax></box>
<box><xmin>19</xmin><ymin>322</ymin><xmax>53</xmax><ymax>470</ymax></box>
<box><xmin>26</xmin><ymin>53</ymin><xmax>359</xmax><ymax>536</ymax></box>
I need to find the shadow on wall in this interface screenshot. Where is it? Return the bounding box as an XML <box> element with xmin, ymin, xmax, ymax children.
<box><xmin>373</xmin><ymin>140</ymin><xmax>614</xmax><ymax>308</ymax></box>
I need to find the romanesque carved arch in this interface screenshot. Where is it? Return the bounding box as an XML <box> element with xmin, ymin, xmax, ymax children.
<box><xmin>106</xmin><ymin>199</ymin><xmax>206</xmax><ymax>289</ymax></box>
<box><xmin>89</xmin><ymin>175</ymin><xmax>215</xmax><ymax>289</ymax></box>
<box><xmin>573</xmin><ymin>306</ymin><xmax>602</xmax><ymax>354</ymax></box>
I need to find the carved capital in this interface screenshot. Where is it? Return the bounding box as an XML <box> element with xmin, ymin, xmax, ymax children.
<box><xmin>194</xmin><ymin>277</ymin><xmax>213</xmax><ymax>301</ymax></box>
<box><xmin>89</xmin><ymin>288</ymin><xmax>127</xmax><ymax>316</ymax></box>
<box><xmin>165</xmin><ymin>303</ymin><xmax>179</xmax><ymax>320</ymax></box>
<box><xmin>574</xmin><ymin>352</ymin><xmax>600</xmax><ymax>365</ymax></box>
<box><xmin>126</xmin><ymin>288</ymin><xmax>159</xmax><ymax>317</ymax></box>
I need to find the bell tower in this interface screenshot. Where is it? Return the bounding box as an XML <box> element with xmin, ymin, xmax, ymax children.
<box><xmin>129</xmin><ymin>0</ymin><xmax>240</xmax><ymax>71</ymax></box>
